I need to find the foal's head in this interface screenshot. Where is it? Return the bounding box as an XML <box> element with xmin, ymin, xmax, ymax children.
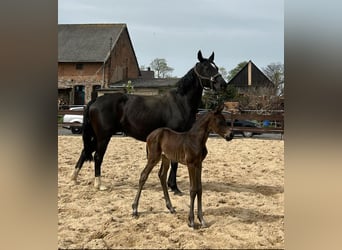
<box><xmin>209</xmin><ymin>105</ymin><xmax>233</xmax><ymax>141</ymax></box>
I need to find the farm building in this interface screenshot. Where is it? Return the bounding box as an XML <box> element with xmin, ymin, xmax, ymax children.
<box><xmin>228</xmin><ymin>60</ymin><xmax>274</xmax><ymax>91</ymax></box>
<box><xmin>227</xmin><ymin>61</ymin><xmax>285</xmax><ymax>111</ymax></box>
<box><xmin>58</xmin><ymin>23</ymin><xmax>140</xmax><ymax>105</ymax></box>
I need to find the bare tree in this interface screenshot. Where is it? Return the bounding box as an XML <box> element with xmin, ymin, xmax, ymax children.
<box><xmin>237</xmin><ymin>86</ymin><xmax>282</xmax><ymax>113</ymax></box>
<box><xmin>219</xmin><ymin>67</ymin><xmax>228</xmax><ymax>81</ymax></box>
<box><xmin>263</xmin><ymin>62</ymin><xmax>284</xmax><ymax>96</ymax></box>
<box><xmin>150</xmin><ymin>58</ymin><xmax>174</xmax><ymax>78</ymax></box>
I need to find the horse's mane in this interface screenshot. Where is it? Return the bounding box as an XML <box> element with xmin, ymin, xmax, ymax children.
<box><xmin>175</xmin><ymin>67</ymin><xmax>197</xmax><ymax>96</ymax></box>
<box><xmin>190</xmin><ymin>111</ymin><xmax>212</xmax><ymax>132</ymax></box>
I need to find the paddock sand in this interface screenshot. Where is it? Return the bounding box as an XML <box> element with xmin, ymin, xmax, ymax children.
<box><xmin>58</xmin><ymin>135</ymin><xmax>284</xmax><ymax>249</ymax></box>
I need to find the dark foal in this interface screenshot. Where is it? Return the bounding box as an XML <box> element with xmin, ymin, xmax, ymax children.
<box><xmin>132</xmin><ymin>104</ymin><xmax>233</xmax><ymax>228</ymax></box>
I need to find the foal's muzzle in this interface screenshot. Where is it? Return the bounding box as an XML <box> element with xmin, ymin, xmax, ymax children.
<box><xmin>225</xmin><ymin>132</ymin><xmax>234</xmax><ymax>141</ymax></box>
<box><xmin>213</xmin><ymin>75</ymin><xmax>227</xmax><ymax>92</ymax></box>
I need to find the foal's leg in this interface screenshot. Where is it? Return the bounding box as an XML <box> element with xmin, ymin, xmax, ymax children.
<box><xmin>93</xmin><ymin>137</ymin><xmax>111</xmax><ymax>191</ymax></box>
<box><xmin>158</xmin><ymin>155</ymin><xmax>175</xmax><ymax>213</ymax></box>
<box><xmin>187</xmin><ymin>165</ymin><xmax>197</xmax><ymax>228</ymax></box>
<box><xmin>168</xmin><ymin>161</ymin><xmax>182</xmax><ymax>195</ymax></box>
<box><xmin>132</xmin><ymin>155</ymin><xmax>160</xmax><ymax>217</ymax></box>
<box><xmin>196</xmin><ymin>164</ymin><xmax>207</xmax><ymax>228</ymax></box>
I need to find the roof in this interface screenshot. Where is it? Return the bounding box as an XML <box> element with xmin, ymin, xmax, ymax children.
<box><xmin>109</xmin><ymin>78</ymin><xmax>180</xmax><ymax>88</ymax></box>
<box><xmin>58</xmin><ymin>24</ymin><xmax>126</xmax><ymax>62</ymax></box>
<box><xmin>228</xmin><ymin>60</ymin><xmax>274</xmax><ymax>88</ymax></box>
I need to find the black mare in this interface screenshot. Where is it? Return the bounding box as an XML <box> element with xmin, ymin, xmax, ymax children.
<box><xmin>71</xmin><ymin>50</ymin><xmax>227</xmax><ymax>193</ymax></box>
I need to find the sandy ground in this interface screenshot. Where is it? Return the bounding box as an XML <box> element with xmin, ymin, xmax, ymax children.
<box><xmin>58</xmin><ymin>135</ymin><xmax>284</xmax><ymax>249</ymax></box>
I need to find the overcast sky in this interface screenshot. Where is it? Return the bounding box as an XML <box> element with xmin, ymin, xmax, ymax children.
<box><xmin>58</xmin><ymin>0</ymin><xmax>284</xmax><ymax>77</ymax></box>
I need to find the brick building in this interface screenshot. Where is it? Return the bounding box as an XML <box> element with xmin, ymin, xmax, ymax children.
<box><xmin>58</xmin><ymin>24</ymin><xmax>140</xmax><ymax>105</ymax></box>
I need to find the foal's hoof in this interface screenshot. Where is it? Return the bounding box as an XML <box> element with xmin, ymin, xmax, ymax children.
<box><xmin>132</xmin><ymin>211</ymin><xmax>139</xmax><ymax>218</ymax></box>
<box><xmin>200</xmin><ymin>221</ymin><xmax>208</xmax><ymax>228</ymax></box>
<box><xmin>71</xmin><ymin>179</ymin><xmax>79</xmax><ymax>185</ymax></box>
<box><xmin>188</xmin><ymin>220</ymin><xmax>195</xmax><ymax>229</ymax></box>
<box><xmin>168</xmin><ymin>206</ymin><xmax>176</xmax><ymax>214</ymax></box>
<box><xmin>198</xmin><ymin>217</ymin><xmax>208</xmax><ymax>228</ymax></box>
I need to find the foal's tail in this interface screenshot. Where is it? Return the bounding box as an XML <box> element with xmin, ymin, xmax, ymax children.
<box><xmin>82</xmin><ymin>99</ymin><xmax>96</xmax><ymax>162</ymax></box>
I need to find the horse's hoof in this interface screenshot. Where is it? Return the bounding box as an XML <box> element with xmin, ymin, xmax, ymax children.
<box><xmin>132</xmin><ymin>211</ymin><xmax>139</xmax><ymax>218</ymax></box>
<box><xmin>172</xmin><ymin>188</ymin><xmax>183</xmax><ymax>196</ymax></box>
<box><xmin>94</xmin><ymin>184</ymin><xmax>108</xmax><ymax>191</ymax></box>
<box><xmin>99</xmin><ymin>185</ymin><xmax>108</xmax><ymax>191</ymax></box>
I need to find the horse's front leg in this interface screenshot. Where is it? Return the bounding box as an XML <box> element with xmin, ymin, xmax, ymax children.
<box><xmin>71</xmin><ymin>149</ymin><xmax>86</xmax><ymax>183</ymax></box>
<box><xmin>93</xmin><ymin>137</ymin><xmax>110</xmax><ymax>191</ymax></box>
<box><xmin>168</xmin><ymin>161</ymin><xmax>182</xmax><ymax>195</ymax></box>
<box><xmin>159</xmin><ymin>155</ymin><xmax>175</xmax><ymax>213</ymax></box>
<box><xmin>196</xmin><ymin>164</ymin><xmax>207</xmax><ymax>228</ymax></box>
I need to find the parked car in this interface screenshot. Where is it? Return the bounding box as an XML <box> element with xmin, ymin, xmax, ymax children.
<box><xmin>62</xmin><ymin>106</ymin><xmax>84</xmax><ymax>134</ymax></box>
<box><xmin>196</xmin><ymin>110</ymin><xmax>262</xmax><ymax>138</ymax></box>
<box><xmin>226</xmin><ymin>119</ymin><xmax>262</xmax><ymax>137</ymax></box>
<box><xmin>62</xmin><ymin>106</ymin><xmax>125</xmax><ymax>136</ymax></box>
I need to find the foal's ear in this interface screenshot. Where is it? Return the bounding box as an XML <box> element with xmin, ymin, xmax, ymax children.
<box><xmin>214</xmin><ymin>103</ymin><xmax>224</xmax><ymax>114</ymax></box>
<box><xmin>209</xmin><ymin>52</ymin><xmax>215</xmax><ymax>62</ymax></box>
<box><xmin>197</xmin><ymin>50</ymin><xmax>204</xmax><ymax>62</ymax></box>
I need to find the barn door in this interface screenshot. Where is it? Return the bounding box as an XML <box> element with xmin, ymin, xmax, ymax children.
<box><xmin>74</xmin><ymin>85</ymin><xmax>85</xmax><ymax>105</ymax></box>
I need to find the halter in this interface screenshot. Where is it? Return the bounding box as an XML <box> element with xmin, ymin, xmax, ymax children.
<box><xmin>193</xmin><ymin>64</ymin><xmax>222</xmax><ymax>90</ymax></box>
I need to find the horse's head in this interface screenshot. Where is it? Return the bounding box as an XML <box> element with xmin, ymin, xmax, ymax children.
<box><xmin>210</xmin><ymin>104</ymin><xmax>233</xmax><ymax>141</ymax></box>
<box><xmin>194</xmin><ymin>50</ymin><xmax>227</xmax><ymax>92</ymax></box>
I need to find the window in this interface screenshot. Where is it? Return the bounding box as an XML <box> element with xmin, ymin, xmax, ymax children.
<box><xmin>76</xmin><ymin>63</ymin><xmax>83</xmax><ymax>70</ymax></box>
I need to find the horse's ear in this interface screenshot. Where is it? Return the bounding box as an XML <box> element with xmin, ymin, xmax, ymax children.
<box><xmin>209</xmin><ymin>52</ymin><xmax>215</xmax><ymax>62</ymax></box>
<box><xmin>197</xmin><ymin>50</ymin><xmax>204</xmax><ymax>62</ymax></box>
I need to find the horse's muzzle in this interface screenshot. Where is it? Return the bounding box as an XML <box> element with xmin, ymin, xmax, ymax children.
<box><xmin>225</xmin><ymin>132</ymin><xmax>234</xmax><ymax>141</ymax></box>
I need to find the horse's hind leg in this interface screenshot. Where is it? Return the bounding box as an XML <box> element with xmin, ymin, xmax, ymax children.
<box><xmin>168</xmin><ymin>161</ymin><xmax>182</xmax><ymax>195</ymax></box>
<box><xmin>159</xmin><ymin>155</ymin><xmax>175</xmax><ymax>214</ymax></box>
<box><xmin>93</xmin><ymin>137</ymin><xmax>110</xmax><ymax>191</ymax></box>
<box><xmin>71</xmin><ymin>149</ymin><xmax>87</xmax><ymax>183</ymax></box>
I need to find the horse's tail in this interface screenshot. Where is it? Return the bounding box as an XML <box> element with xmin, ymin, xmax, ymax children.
<box><xmin>82</xmin><ymin>99</ymin><xmax>96</xmax><ymax>162</ymax></box>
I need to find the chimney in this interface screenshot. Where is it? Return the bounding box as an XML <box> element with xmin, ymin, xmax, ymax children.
<box><xmin>248</xmin><ymin>61</ymin><xmax>252</xmax><ymax>86</ymax></box>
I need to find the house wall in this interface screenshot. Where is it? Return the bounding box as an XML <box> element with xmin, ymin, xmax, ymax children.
<box><xmin>58</xmin><ymin>62</ymin><xmax>103</xmax><ymax>104</ymax></box>
<box><xmin>106</xmin><ymin>28</ymin><xmax>140</xmax><ymax>85</ymax></box>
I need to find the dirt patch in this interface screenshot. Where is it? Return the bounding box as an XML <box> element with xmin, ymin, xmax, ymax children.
<box><xmin>58</xmin><ymin>135</ymin><xmax>284</xmax><ymax>249</ymax></box>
